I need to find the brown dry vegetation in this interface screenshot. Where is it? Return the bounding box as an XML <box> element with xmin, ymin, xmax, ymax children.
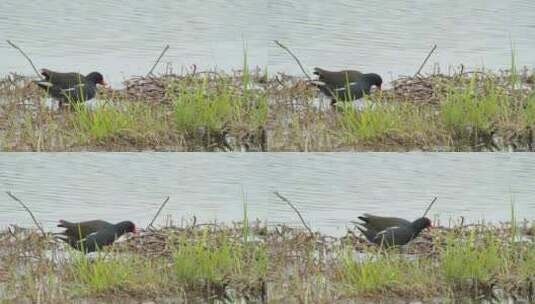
<box><xmin>1</xmin><ymin>66</ymin><xmax>534</xmax><ymax>152</ymax></box>
<box><xmin>1</xmin><ymin>219</ymin><xmax>533</xmax><ymax>303</ymax></box>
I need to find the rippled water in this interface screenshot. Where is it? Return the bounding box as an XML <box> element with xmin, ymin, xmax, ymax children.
<box><xmin>268</xmin><ymin>0</ymin><xmax>535</xmax><ymax>78</ymax></box>
<box><xmin>1</xmin><ymin>1</ymin><xmax>534</xmax><ymax>87</ymax></box>
<box><xmin>1</xmin><ymin>153</ymin><xmax>534</xmax><ymax>236</ymax></box>
<box><xmin>0</xmin><ymin>1</ymin><xmax>268</xmax><ymax>86</ymax></box>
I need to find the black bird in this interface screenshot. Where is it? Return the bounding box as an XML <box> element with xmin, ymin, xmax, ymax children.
<box><xmin>313</xmin><ymin>68</ymin><xmax>364</xmax><ymax>85</ymax></box>
<box><xmin>57</xmin><ymin>219</ymin><xmax>136</xmax><ymax>253</ymax></box>
<box><xmin>312</xmin><ymin>67</ymin><xmax>382</xmax><ymax>104</ymax></box>
<box><xmin>57</xmin><ymin>219</ymin><xmax>112</xmax><ymax>247</ymax></box>
<box><xmin>355</xmin><ymin>214</ymin><xmax>411</xmax><ymax>232</ymax></box>
<box><xmin>354</xmin><ymin>215</ymin><xmax>432</xmax><ymax>248</ymax></box>
<box><xmin>35</xmin><ymin>69</ymin><xmax>107</xmax><ymax>106</ymax></box>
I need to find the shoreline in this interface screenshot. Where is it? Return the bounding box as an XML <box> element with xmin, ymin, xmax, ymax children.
<box><xmin>1</xmin><ymin>218</ymin><xmax>533</xmax><ymax>303</ymax></box>
<box><xmin>1</xmin><ymin>67</ymin><xmax>534</xmax><ymax>152</ymax></box>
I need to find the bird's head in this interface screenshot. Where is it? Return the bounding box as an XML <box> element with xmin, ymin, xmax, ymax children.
<box><xmin>116</xmin><ymin>221</ymin><xmax>138</xmax><ymax>235</ymax></box>
<box><xmin>414</xmin><ymin>217</ymin><xmax>433</xmax><ymax>230</ymax></box>
<box><xmin>367</xmin><ymin>73</ymin><xmax>383</xmax><ymax>91</ymax></box>
<box><xmin>86</xmin><ymin>72</ymin><xmax>108</xmax><ymax>87</ymax></box>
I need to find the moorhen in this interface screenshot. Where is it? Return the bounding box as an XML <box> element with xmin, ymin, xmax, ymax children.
<box><xmin>355</xmin><ymin>214</ymin><xmax>411</xmax><ymax>233</ymax></box>
<box><xmin>57</xmin><ymin>219</ymin><xmax>112</xmax><ymax>246</ymax></box>
<box><xmin>312</xmin><ymin>67</ymin><xmax>382</xmax><ymax>104</ymax></box>
<box><xmin>313</xmin><ymin>68</ymin><xmax>364</xmax><ymax>85</ymax></box>
<box><xmin>57</xmin><ymin>219</ymin><xmax>136</xmax><ymax>253</ymax></box>
<box><xmin>355</xmin><ymin>215</ymin><xmax>432</xmax><ymax>248</ymax></box>
<box><xmin>35</xmin><ymin>69</ymin><xmax>107</xmax><ymax>106</ymax></box>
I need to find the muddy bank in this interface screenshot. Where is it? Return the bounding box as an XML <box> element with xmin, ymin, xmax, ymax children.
<box><xmin>1</xmin><ymin>67</ymin><xmax>534</xmax><ymax>151</ymax></box>
<box><xmin>1</xmin><ymin>218</ymin><xmax>533</xmax><ymax>303</ymax></box>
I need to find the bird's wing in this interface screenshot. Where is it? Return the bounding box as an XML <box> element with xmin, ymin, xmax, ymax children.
<box><xmin>375</xmin><ymin>226</ymin><xmax>401</xmax><ymax>238</ymax></box>
<box><xmin>61</xmin><ymin>83</ymin><xmax>87</xmax><ymax>102</ymax></box>
<box><xmin>373</xmin><ymin>226</ymin><xmax>413</xmax><ymax>246</ymax></box>
<box><xmin>373</xmin><ymin>226</ymin><xmax>398</xmax><ymax>246</ymax></box>
<box><xmin>334</xmin><ymin>82</ymin><xmax>358</xmax><ymax>91</ymax></box>
<box><xmin>61</xmin><ymin>83</ymin><xmax>85</xmax><ymax>93</ymax></box>
<box><xmin>75</xmin><ymin>235</ymin><xmax>95</xmax><ymax>252</ymax></box>
<box><xmin>75</xmin><ymin>229</ymin><xmax>110</xmax><ymax>253</ymax></box>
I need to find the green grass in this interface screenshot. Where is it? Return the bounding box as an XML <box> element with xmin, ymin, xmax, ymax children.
<box><xmin>1</xmin><ymin>65</ymin><xmax>535</xmax><ymax>151</ymax></box>
<box><xmin>334</xmin><ymin>218</ymin><xmax>535</xmax><ymax>300</ymax></box>
<box><xmin>440</xmin><ymin>230</ymin><xmax>503</xmax><ymax>285</ymax></box>
<box><xmin>517</xmin><ymin>242</ymin><xmax>535</xmax><ymax>280</ymax></box>
<box><xmin>340</xmin><ymin>252</ymin><xmax>410</xmax><ymax>293</ymax></box>
<box><xmin>70</xmin><ymin>102</ymin><xmax>167</xmax><ymax>143</ymax></box>
<box><xmin>170</xmin><ymin>49</ymin><xmax>267</xmax><ymax>137</ymax></box>
<box><xmin>337</xmin><ymin>101</ymin><xmax>401</xmax><ymax>142</ymax></box>
<box><xmin>441</xmin><ymin>75</ymin><xmax>506</xmax><ymax>136</ymax></box>
<box><xmin>335</xmin><ymin>99</ymin><xmax>439</xmax><ymax>147</ymax></box>
<box><xmin>171</xmin><ymin>233</ymin><xmax>267</xmax><ymax>289</ymax></box>
<box><xmin>521</xmin><ymin>93</ymin><xmax>535</xmax><ymax>126</ymax></box>
<box><xmin>1</xmin><ymin>218</ymin><xmax>533</xmax><ymax>303</ymax></box>
<box><xmin>171</xmin><ymin>205</ymin><xmax>267</xmax><ymax>287</ymax></box>
<box><xmin>69</xmin><ymin>253</ymin><xmax>166</xmax><ymax>295</ymax></box>
<box><xmin>172</xmin><ymin>234</ymin><xmax>236</xmax><ymax>285</ymax></box>
<box><xmin>172</xmin><ymin>75</ymin><xmax>267</xmax><ymax>136</ymax></box>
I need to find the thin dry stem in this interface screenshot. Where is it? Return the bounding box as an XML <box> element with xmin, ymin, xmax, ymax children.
<box><xmin>273</xmin><ymin>191</ymin><xmax>314</xmax><ymax>236</ymax></box>
<box><xmin>415</xmin><ymin>44</ymin><xmax>437</xmax><ymax>77</ymax></box>
<box><xmin>423</xmin><ymin>196</ymin><xmax>438</xmax><ymax>217</ymax></box>
<box><xmin>6</xmin><ymin>40</ymin><xmax>41</xmax><ymax>78</ymax></box>
<box><xmin>147</xmin><ymin>44</ymin><xmax>170</xmax><ymax>77</ymax></box>
<box><xmin>147</xmin><ymin>196</ymin><xmax>171</xmax><ymax>230</ymax></box>
<box><xmin>273</xmin><ymin>40</ymin><xmax>312</xmax><ymax>80</ymax></box>
<box><xmin>5</xmin><ymin>191</ymin><xmax>46</xmax><ymax>236</ymax></box>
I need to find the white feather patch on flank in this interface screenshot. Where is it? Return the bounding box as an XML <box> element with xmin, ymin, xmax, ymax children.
<box><xmin>62</xmin><ymin>83</ymin><xmax>85</xmax><ymax>93</ymax></box>
<box><xmin>36</xmin><ymin>81</ymin><xmax>54</xmax><ymax>88</ymax></box>
<box><xmin>377</xmin><ymin>226</ymin><xmax>400</xmax><ymax>236</ymax></box>
<box><xmin>334</xmin><ymin>82</ymin><xmax>358</xmax><ymax>92</ymax></box>
<box><xmin>309</xmin><ymin>80</ymin><xmax>326</xmax><ymax>86</ymax></box>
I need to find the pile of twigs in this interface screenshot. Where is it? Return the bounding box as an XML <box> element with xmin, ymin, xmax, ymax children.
<box><xmin>385</xmin><ymin>68</ymin><xmax>535</xmax><ymax>105</ymax></box>
<box><xmin>121</xmin><ymin>74</ymin><xmax>180</xmax><ymax>104</ymax></box>
<box><xmin>386</xmin><ymin>74</ymin><xmax>455</xmax><ymax>105</ymax></box>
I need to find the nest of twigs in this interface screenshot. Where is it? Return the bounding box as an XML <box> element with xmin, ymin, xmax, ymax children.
<box><xmin>121</xmin><ymin>74</ymin><xmax>181</xmax><ymax>104</ymax></box>
<box><xmin>116</xmin><ymin>68</ymin><xmax>268</xmax><ymax>104</ymax></box>
<box><xmin>384</xmin><ymin>69</ymin><xmax>535</xmax><ymax>105</ymax></box>
<box><xmin>385</xmin><ymin>75</ymin><xmax>453</xmax><ymax>105</ymax></box>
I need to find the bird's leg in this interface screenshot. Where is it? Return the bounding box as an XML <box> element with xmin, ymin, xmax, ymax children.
<box><xmin>330</xmin><ymin>99</ymin><xmax>337</xmax><ymax>109</ymax></box>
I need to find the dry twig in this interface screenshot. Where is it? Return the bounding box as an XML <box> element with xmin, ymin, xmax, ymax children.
<box><xmin>273</xmin><ymin>40</ymin><xmax>312</xmax><ymax>80</ymax></box>
<box><xmin>414</xmin><ymin>44</ymin><xmax>437</xmax><ymax>77</ymax></box>
<box><xmin>5</xmin><ymin>191</ymin><xmax>46</xmax><ymax>236</ymax></box>
<box><xmin>273</xmin><ymin>191</ymin><xmax>313</xmax><ymax>236</ymax></box>
<box><xmin>6</xmin><ymin>40</ymin><xmax>41</xmax><ymax>78</ymax></box>
<box><xmin>147</xmin><ymin>44</ymin><xmax>170</xmax><ymax>77</ymax></box>
<box><xmin>423</xmin><ymin>196</ymin><xmax>438</xmax><ymax>217</ymax></box>
<box><xmin>147</xmin><ymin>196</ymin><xmax>171</xmax><ymax>230</ymax></box>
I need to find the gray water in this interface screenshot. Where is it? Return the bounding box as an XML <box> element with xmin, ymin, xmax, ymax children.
<box><xmin>1</xmin><ymin>153</ymin><xmax>534</xmax><ymax>236</ymax></box>
<box><xmin>1</xmin><ymin>1</ymin><xmax>535</xmax><ymax>87</ymax></box>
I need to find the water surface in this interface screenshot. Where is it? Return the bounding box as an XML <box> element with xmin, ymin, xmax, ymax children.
<box><xmin>1</xmin><ymin>1</ymin><xmax>534</xmax><ymax>87</ymax></box>
<box><xmin>1</xmin><ymin>153</ymin><xmax>534</xmax><ymax>236</ymax></box>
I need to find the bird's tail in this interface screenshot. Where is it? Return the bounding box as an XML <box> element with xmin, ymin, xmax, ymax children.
<box><xmin>357</xmin><ymin>216</ymin><xmax>369</xmax><ymax>223</ymax></box>
<box><xmin>354</xmin><ymin>224</ymin><xmax>376</xmax><ymax>242</ymax></box>
<box><xmin>57</xmin><ymin>219</ymin><xmax>73</xmax><ymax>228</ymax></box>
<box><xmin>40</xmin><ymin>68</ymin><xmax>51</xmax><ymax>78</ymax></box>
<box><xmin>313</xmin><ymin>67</ymin><xmax>325</xmax><ymax>76</ymax></box>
